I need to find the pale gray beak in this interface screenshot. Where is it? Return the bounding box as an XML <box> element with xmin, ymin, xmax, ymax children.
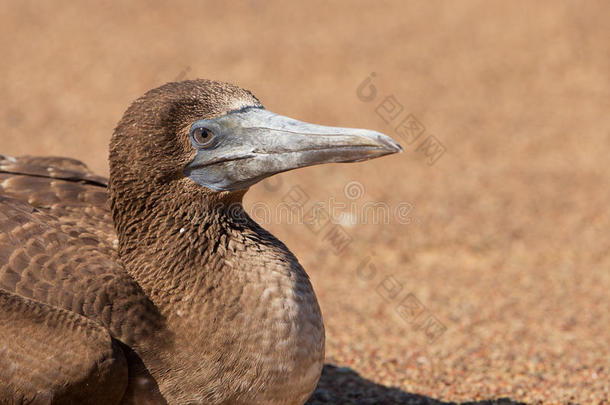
<box><xmin>184</xmin><ymin>107</ymin><xmax>402</xmax><ymax>191</ymax></box>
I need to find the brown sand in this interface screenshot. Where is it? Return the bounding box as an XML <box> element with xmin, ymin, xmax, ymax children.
<box><xmin>1</xmin><ymin>1</ymin><xmax>608</xmax><ymax>403</ymax></box>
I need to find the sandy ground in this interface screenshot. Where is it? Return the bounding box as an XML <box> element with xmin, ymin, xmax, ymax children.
<box><xmin>1</xmin><ymin>1</ymin><xmax>609</xmax><ymax>403</ymax></box>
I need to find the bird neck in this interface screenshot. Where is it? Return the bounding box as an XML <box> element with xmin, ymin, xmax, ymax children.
<box><xmin>110</xmin><ymin>179</ymin><xmax>290</xmax><ymax>308</ymax></box>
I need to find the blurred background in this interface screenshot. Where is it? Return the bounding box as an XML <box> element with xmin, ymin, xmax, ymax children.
<box><xmin>1</xmin><ymin>1</ymin><xmax>608</xmax><ymax>403</ymax></box>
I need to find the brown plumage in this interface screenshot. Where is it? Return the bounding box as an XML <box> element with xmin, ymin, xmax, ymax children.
<box><xmin>0</xmin><ymin>80</ymin><xmax>401</xmax><ymax>404</ymax></box>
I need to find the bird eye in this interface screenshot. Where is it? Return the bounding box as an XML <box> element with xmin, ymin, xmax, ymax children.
<box><xmin>191</xmin><ymin>127</ymin><xmax>216</xmax><ymax>147</ymax></box>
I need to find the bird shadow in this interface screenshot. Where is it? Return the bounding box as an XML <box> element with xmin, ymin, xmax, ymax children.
<box><xmin>306</xmin><ymin>364</ymin><xmax>527</xmax><ymax>405</ymax></box>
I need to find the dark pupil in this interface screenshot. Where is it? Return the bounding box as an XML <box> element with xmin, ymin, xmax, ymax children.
<box><xmin>195</xmin><ymin>128</ymin><xmax>212</xmax><ymax>144</ymax></box>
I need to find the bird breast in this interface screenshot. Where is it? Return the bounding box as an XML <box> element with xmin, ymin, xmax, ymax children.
<box><xmin>138</xmin><ymin>222</ymin><xmax>325</xmax><ymax>405</ymax></box>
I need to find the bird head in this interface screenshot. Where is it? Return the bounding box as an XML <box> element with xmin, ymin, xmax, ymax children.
<box><xmin>110</xmin><ymin>79</ymin><xmax>401</xmax><ymax>205</ymax></box>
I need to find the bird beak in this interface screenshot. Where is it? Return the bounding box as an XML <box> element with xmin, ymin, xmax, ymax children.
<box><xmin>184</xmin><ymin>107</ymin><xmax>403</xmax><ymax>192</ymax></box>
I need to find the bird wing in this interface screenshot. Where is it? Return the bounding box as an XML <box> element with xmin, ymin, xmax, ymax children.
<box><xmin>0</xmin><ymin>155</ymin><xmax>114</xmax><ymax>247</ymax></box>
<box><xmin>0</xmin><ymin>154</ymin><xmax>108</xmax><ymax>186</ymax></box>
<box><xmin>0</xmin><ymin>155</ymin><xmax>165</xmax><ymax>403</ymax></box>
<box><xmin>0</xmin><ymin>288</ymin><xmax>128</xmax><ymax>404</ymax></box>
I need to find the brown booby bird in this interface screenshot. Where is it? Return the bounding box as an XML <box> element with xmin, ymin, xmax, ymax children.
<box><xmin>0</xmin><ymin>80</ymin><xmax>401</xmax><ymax>404</ymax></box>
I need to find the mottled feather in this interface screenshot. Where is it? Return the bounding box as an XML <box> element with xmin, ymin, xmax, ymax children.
<box><xmin>0</xmin><ymin>156</ymin><xmax>168</xmax><ymax>404</ymax></box>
